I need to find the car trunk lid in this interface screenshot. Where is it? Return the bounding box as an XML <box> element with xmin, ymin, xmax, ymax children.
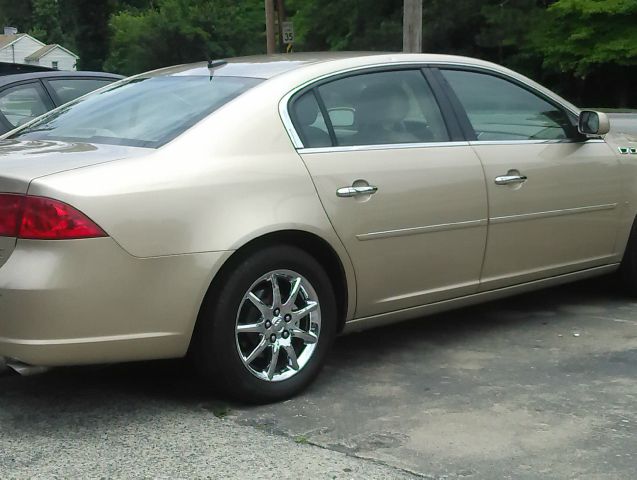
<box><xmin>0</xmin><ymin>139</ymin><xmax>150</xmax><ymax>194</ymax></box>
<box><xmin>0</xmin><ymin>139</ymin><xmax>149</xmax><ymax>268</ymax></box>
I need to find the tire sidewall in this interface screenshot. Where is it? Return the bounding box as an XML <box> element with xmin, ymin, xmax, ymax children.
<box><xmin>195</xmin><ymin>244</ymin><xmax>337</xmax><ymax>403</ymax></box>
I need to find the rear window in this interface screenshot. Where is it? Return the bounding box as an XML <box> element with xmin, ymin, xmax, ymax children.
<box><xmin>47</xmin><ymin>78</ymin><xmax>115</xmax><ymax>104</ymax></box>
<box><xmin>11</xmin><ymin>75</ymin><xmax>262</xmax><ymax>148</ymax></box>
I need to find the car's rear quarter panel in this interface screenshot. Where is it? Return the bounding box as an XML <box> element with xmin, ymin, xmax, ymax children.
<box><xmin>0</xmin><ymin>237</ymin><xmax>230</xmax><ymax>365</ymax></box>
<box><xmin>25</xmin><ymin>80</ymin><xmax>357</xmax><ymax>333</ymax></box>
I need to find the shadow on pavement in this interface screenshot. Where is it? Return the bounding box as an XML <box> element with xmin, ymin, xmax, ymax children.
<box><xmin>0</xmin><ymin>274</ymin><xmax>621</xmax><ymax>407</ymax></box>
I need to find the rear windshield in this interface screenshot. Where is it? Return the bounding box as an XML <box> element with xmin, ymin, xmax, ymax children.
<box><xmin>10</xmin><ymin>75</ymin><xmax>262</xmax><ymax>148</ymax></box>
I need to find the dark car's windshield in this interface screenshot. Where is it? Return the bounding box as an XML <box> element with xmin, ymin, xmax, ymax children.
<box><xmin>10</xmin><ymin>75</ymin><xmax>262</xmax><ymax>148</ymax></box>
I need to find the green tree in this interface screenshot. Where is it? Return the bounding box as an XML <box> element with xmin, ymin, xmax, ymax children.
<box><xmin>530</xmin><ymin>0</ymin><xmax>637</xmax><ymax>106</ymax></box>
<box><xmin>0</xmin><ymin>0</ymin><xmax>33</xmax><ymax>32</ymax></box>
<box><xmin>421</xmin><ymin>0</ymin><xmax>488</xmax><ymax>57</ymax></box>
<box><xmin>477</xmin><ymin>0</ymin><xmax>542</xmax><ymax>63</ymax></box>
<box><xmin>29</xmin><ymin>0</ymin><xmax>66</xmax><ymax>45</ymax></box>
<box><xmin>104</xmin><ymin>0</ymin><xmax>263</xmax><ymax>75</ymax></box>
<box><xmin>287</xmin><ymin>0</ymin><xmax>403</xmax><ymax>51</ymax></box>
<box><xmin>68</xmin><ymin>0</ymin><xmax>120</xmax><ymax>70</ymax></box>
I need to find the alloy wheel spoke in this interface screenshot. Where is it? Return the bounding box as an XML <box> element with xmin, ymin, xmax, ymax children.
<box><xmin>236</xmin><ymin>269</ymin><xmax>322</xmax><ymax>382</ymax></box>
<box><xmin>247</xmin><ymin>292</ymin><xmax>271</xmax><ymax>318</ymax></box>
<box><xmin>236</xmin><ymin>322</ymin><xmax>264</xmax><ymax>334</ymax></box>
<box><xmin>270</xmin><ymin>274</ymin><xmax>282</xmax><ymax>308</ymax></box>
<box><xmin>284</xmin><ymin>276</ymin><xmax>302</xmax><ymax>307</ymax></box>
<box><xmin>283</xmin><ymin>344</ymin><xmax>300</xmax><ymax>370</ymax></box>
<box><xmin>244</xmin><ymin>337</ymin><xmax>268</xmax><ymax>365</ymax></box>
<box><xmin>267</xmin><ymin>343</ymin><xmax>280</xmax><ymax>380</ymax></box>
<box><xmin>292</xmin><ymin>301</ymin><xmax>318</xmax><ymax>322</ymax></box>
<box><xmin>291</xmin><ymin>328</ymin><xmax>318</xmax><ymax>344</ymax></box>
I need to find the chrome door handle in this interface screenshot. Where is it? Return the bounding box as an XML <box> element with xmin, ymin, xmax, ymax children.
<box><xmin>336</xmin><ymin>185</ymin><xmax>378</xmax><ymax>197</ymax></box>
<box><xmin>494</xmin><ymin>175</ymin><xmax>527</xmax><ymax>185</ymax></box>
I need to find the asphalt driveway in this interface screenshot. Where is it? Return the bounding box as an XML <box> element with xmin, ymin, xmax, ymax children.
<box><xmin>1</xmin><ymin>276</ymin><xmax>636</xmax><ymax>479</ymax></box>
<box><xmin>609</xmin><ymin>113</ymin><xmax>637</xmax><ymax>136</ymax></box>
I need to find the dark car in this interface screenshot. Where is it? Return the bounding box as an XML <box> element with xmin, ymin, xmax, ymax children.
<box><xmin>0</xmin><ymin>70</ymin><xmax>123</xmax><ymax>134</ymax></box>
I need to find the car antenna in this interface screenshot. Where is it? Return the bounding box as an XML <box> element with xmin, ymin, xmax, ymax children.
<box><xmin>208</xmin><ymin>59</ymin><xmax>227</xmax><ymax>80</ymax></box>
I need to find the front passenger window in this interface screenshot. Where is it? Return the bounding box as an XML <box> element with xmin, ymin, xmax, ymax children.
<box><xmin>441</xmin><ymin>69</ymin><xmax>574</xmax><ymax>141</ymax></box>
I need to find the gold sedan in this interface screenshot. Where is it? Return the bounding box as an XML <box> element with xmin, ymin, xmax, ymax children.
<box><xmin>0</xmin><ymin>53</ymin><xmax>634</xmax><ymax>402</ymax></box>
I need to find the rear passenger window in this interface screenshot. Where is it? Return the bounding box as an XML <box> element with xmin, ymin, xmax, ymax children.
<box><xmin>317</xmin><ymin>70</ymin><xmax>449</xmax><ymax>146</ymax></box>
<box><xmin>0</xmin><ymin>82</ymin><xmax>51</xmax><ymax>127</ymax></box>
<box><xmin>290</xmin><ymin>92</ymin><xmax>331</xmax><ymax>148</ymax></box>
<box><xmin>47</xmin><ymin>78</ymin><xmax>114</xmax><ymax>105</ymax></box>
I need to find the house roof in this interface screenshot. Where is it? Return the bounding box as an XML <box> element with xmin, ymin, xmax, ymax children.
<box><xmin>0</xmin><ymin>33</ymin><xmax>26</xmax><ymax>50</ymax></box>
<box><xmin>24</xmin><ymin>43</ymin><xmax>79</xmax><ymax>61</ymax></box>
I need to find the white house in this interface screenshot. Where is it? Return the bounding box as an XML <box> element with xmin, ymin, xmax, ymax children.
<box><xmin>0</xmin><ymin>28</ymin><xmax>78</xmax><ymax>71</ymax></box>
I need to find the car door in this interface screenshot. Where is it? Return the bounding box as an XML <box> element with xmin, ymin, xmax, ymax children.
<box><xmin>436</xmin><ymin>67</ymin><xmax>623</xmax><ymax>291</ymax></box>
<box><xmin>0</xmin><ymin>81</ymin><xmax>54</xmax><ymax>133</ymax></box>
<box><xmin>287</xmin><ymin>68</ymin><xmax>488</xmax><ymax>318</ymax></box>
<box><xmin>42</xmin><ymin>77</ymin><xmax>116</xmax><ymax>106</ymax></box>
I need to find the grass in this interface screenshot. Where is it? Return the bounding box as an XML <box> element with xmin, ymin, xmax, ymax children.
<box><xmin>294</xmin><ymin>435</ymin><xmax>309</xmax><ymax>444</ymax></box>
<box><xmin>202</xmin><ymin>402</ymin><xmax>232</xmax><ymax>419</ymax></box>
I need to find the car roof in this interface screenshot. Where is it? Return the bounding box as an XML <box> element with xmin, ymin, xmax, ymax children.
<box><xmin>144</xmin><ymin>52</ymin><xmax>396</xmax><ymax>79</ymax></box>
<box><xmin>0</xmin><ymin>70</ymin><xmax>124</xmax><ymax>87</ymax></box>
<box><xmin>141</xmin><ymin>51</ymin><xmax>531</xmax><ymax>81</ymax></box>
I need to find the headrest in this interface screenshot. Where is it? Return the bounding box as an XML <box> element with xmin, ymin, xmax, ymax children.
<box><xmin>295</xmin><ymin>93</ymin><xmax>319</xmax><ymax>126</ymax></box>
<box><xmin>356</xmin><ymin>83</ymin><xmax>410</xmax><ymax>123</ymax></box>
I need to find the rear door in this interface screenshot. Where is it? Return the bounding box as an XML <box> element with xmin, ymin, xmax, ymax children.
<box><xmin>436</xmin><ymin>67</ymin><xmax>622</xmax><ymax>290</ymax></box>
<box><xmin>287</xmin><ymin>68</ymin><xmax>489</xmax><ymax>317</ymax></box>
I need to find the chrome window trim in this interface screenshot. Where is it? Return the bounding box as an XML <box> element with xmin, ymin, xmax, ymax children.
<box><xmin>297</xmin><ymin>138</ymin><xmax>604</xmax><ymax>155</ymax></box>
<box><xmin>299</xmin><ymin>141</ymin><xmax>470</xmax><ymax>155</ymax></box>
<box><xmin>469</xmin><ymin>139</ymin><xmax>605</xmax><ymax>146</ymax></box>
<box><xmin>278</xmin><ymin>60</ymin><xmax>584</xmax><ymax>150</ymax></box>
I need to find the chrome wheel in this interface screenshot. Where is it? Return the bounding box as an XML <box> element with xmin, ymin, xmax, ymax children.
<box><xmin>235</xmin><ymin>269</ymin><xmax>321</xmax><ymax>382</ymax></box>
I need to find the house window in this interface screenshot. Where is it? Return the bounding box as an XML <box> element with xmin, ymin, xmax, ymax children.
<box><xmin>52</xmin><ymin>61</ymin><xmax>58</xmax><ymax>69</ymax></box>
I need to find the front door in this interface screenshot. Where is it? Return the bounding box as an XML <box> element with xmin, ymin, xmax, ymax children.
<box><xmin>289</xmin><ymin>68</ymin><xmax>489</xmax><ymax>317</ymax></box>
<box><xmin>438</xmin><ymin>68</ymin><xmax>622</xmax><ymax>290</ymax></box>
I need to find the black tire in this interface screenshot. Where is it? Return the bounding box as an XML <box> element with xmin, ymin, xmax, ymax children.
<box><xmin>620</xmin><ymin>219</ymin><xmax>637</xmax><ymax>296</ymax></box>
<box><xmin>192</xmin><ymin>244</ymin><xmax>338</xmax><ymax>403</ymax></box>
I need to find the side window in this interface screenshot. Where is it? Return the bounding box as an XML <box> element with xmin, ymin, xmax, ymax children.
<box><xmin>290</xmin><ymin>91</ymin><xmax>331</xmax><ymax>148</ymax></box>
<box><xmin>441</xmin><ymin>69</ymin><xmax>574</xmax><ymax>141</ymax></box>
<box><xmin>317</xmin><ymin>70</ymin><xmax>449</xmax><ymax>146</ymax></box>
<box><xmin>0</xmin><ymin>82</ymin><xmax>51</xmax><ymax>128</ymax></box>
<box><xmin>46</xmin><ymin>78</ymin><xmax>114</xmax><ymax>105</ymax></box>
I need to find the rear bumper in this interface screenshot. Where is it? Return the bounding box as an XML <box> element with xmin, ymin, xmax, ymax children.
<box><xmin>0</xmin><ymin>237</ymin><xmax>231</xmax><ymax>366</ymax></box>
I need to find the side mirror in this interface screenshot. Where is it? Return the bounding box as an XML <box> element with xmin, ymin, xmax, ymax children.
<box><xmin>578</xmin><ymin>110</ymin><xmax>610</xmax><ymax>136</ymax></box>
<box><xmin>328</xmin><ymin>108</ymin><xmax>355</xmax><ymax>128</ymax></box>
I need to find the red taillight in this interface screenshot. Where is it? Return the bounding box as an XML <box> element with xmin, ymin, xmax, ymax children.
<box><xmin>0</xmin><ymin>193</ymin><xmax>106</xmax><ymax>240</ymax></box>
<box><xmin>0</xmin><ymin>193</ymin><xmax>24</xmax><ymax>237</ymax></box>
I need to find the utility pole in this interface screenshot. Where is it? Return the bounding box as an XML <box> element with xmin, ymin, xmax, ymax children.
<box><xmin>403</xmin><ymin>0</ymin><xmax>423</xmax><ymax>53</ymax></box>
<box><xmin>276</xmin><ymin>0</ymin><xmax>287</xmax><ymax>53</ymax></box>
<box><xmin>265</xmin><ymin>0</ymin><xmax>276</xmax><ymax>54</ymax></box>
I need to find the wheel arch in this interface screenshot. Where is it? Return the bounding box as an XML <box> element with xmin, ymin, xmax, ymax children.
<box><xmin>192</xmin><ymin>229</ymin><xmax>354</xmax><ymax>344</ymax></box>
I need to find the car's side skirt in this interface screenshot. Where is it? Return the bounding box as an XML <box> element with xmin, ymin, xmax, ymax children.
<box><xmin>342</xmin><ymin>263</ymin><xmax>620</xmax><ymax>333</ymax></box>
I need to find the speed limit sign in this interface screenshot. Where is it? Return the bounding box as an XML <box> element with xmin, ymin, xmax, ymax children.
<box><xmin>282</xmin><ymin>21</ymin><xmax>294</xmax><ymax>45</ymax></box>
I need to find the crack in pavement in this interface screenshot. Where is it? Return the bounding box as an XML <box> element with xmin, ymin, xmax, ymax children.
<box><xmin>225</xmin><ymin>412</ymin><xmax>440</xmax><ymax>479</ymax></box>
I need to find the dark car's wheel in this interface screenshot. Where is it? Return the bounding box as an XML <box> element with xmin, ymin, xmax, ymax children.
<box><xmin>192</xmin><ymin>245</ymin><xmax>338</xmax><ymax>403</ymax></box>
<box><xmin>620</xmin><ymin>219</ymin><xmax>637</xmax><ymax>296</ymax></box>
